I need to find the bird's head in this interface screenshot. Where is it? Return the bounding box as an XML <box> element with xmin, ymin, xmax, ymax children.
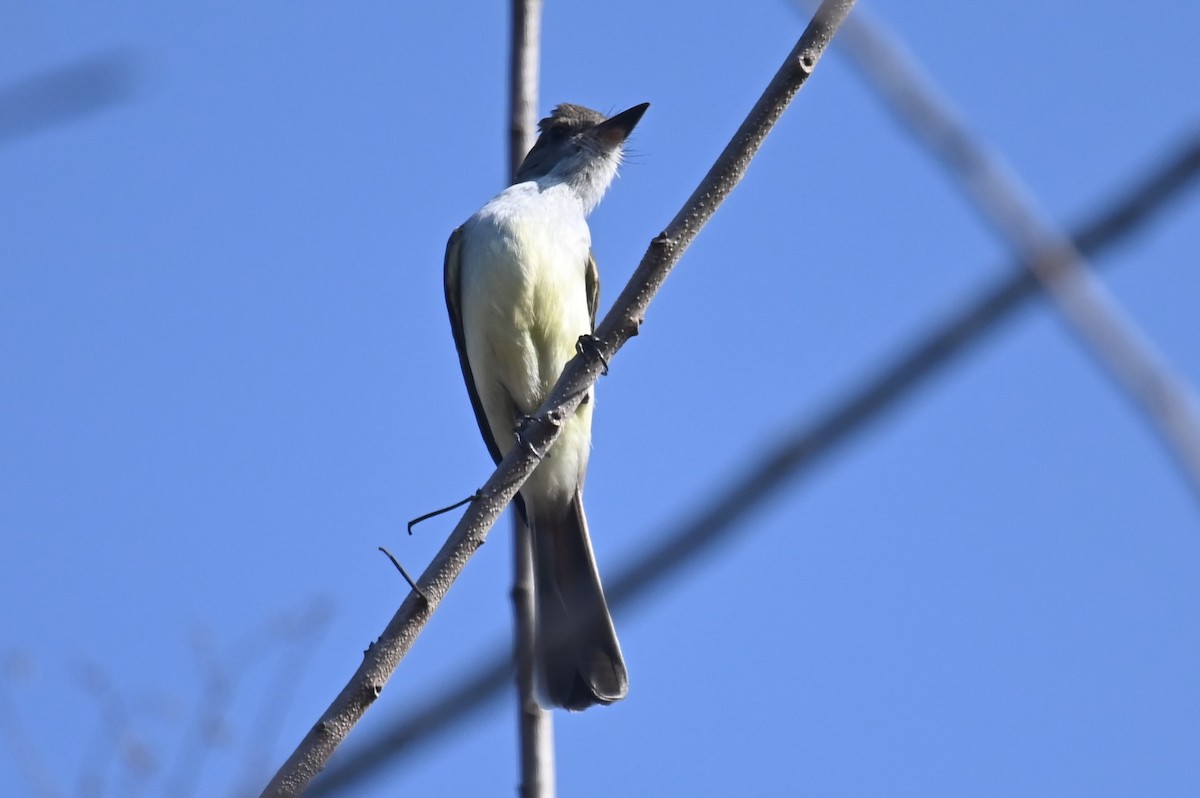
<box><xmin>515</xmin><ymin>102</ymin><xmax>649</xmax><ymax>211</ymax></box>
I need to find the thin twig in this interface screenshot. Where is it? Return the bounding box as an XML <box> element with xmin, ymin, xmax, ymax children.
<box><xmin>302</xmin><ymin>132</ymin><xmax>1200</xmax><ymax>796</ymax></box>
<box><xmin>258</xmin><ymin>3</ymin><xmax>857</xmax><ymax>795</ymax></box>
<box><xmin>814</xmin><ymin>1</ymin><xmax>1200</xmax><ymax>495</ymax></box>
<box><xmin>406</xmin><ymin>493</ymin><xmax>478</xmax><ymax>534</ymax></box>
<box><xmin>508</xmin><ymin>2</ymin><xmax>555</xmax><ymax>797</ymax></box>
<box><xmin>379</xmin><ymin>548</ymin><xmax>428</xmax><ymax>602</ymax></box>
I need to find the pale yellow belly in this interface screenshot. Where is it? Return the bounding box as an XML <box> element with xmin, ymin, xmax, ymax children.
<box><xmin>460</xmin><ymin>212</ymin><xmax>594</xmax><ymax>508</ymax></box>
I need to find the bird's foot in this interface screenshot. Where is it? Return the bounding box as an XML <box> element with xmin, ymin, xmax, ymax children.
<box><xmin>514</xmin><ymin>414</ymin><xmax>549</xmax><ymax>460</ymax></box>
<box><xmin>576</xmin><ymin>334</ymin><xmax>610</xmax><ymax>376</ymax></box>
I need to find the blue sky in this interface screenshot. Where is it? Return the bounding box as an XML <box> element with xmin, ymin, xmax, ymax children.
<box><xmin>2</xmin><ymin>1</ymin><xmax>1199</xmax><ymax>796</ymax></box>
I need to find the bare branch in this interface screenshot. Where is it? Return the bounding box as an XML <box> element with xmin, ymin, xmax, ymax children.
<box><xmin>304</xmin><ymin>132</ymin><xmax>1200</xmax><ymax>796</ymax></box>
<box><xmin>258</xmin><ymin>3</ymin><xmax>857</xmax><ymax>795</ymax></box>
<box><xmin>817</xmin><ymin>2</ymin><xmax>1200</xmax><ymax>495</ymax></box>
<box><xmin>508</xmin><ymin>1</ymin><xmax>555</xmax><ymax>796</ymax></box>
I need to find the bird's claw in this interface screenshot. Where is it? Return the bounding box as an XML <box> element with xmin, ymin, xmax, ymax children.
<box><xmin>514</xmin><ymin>414</ymin><xmax>546</xmax><ymax>460</ymax></box>
<box><xmin>576</xmin><ymin>334</ymin><xmax>609</xmax><ymax>376</ymax></box>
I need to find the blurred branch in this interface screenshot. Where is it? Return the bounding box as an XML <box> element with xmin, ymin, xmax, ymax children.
<box><xmin>813</xmin><ymin>1</ymin><xmax>1200</xmax><ymax>495</ymax></box>
<box><xmin>73</xmin><ymin>659</ymin><xmax>158</xmax><ymax>798</ymax></box>
<box><xmin>163</xmin><ymin>626</ymin><xmax>235</xmax><ymax>798</ymax></box>
<box><xmin>165</xmin><ymin>602</ymin><xmax>335</xmax><ymax>798</ymax></box>
<box><xmin>507</xmin><ymin>2</ymin><xmax>555</xmax><ymax>797</ymax></box>
<box><xmin>0</xmin><ymin>603</ymin><xmax>331</xmax><ymax>798</ymax></box>
<box><xmin>0</xmin><ymin>652</ymin><xmax>64</xmax><ymax>798</ymax></box>
<box><xmin>508</xmin><ymin>0</ymin><xmax>542</xmax><ymax>179</ymax></box>
<box><xmin>232</xmin><ymin>600</ymin><xmax>336</xmax><ymax>796</ymax></box>
<box><xmin>0</xmin><ymin>49</ymin><xmax>142</xmax><ymax>146</ymax></box>
<box><xmin>306</xmin><ymin>132</ymin><xmax>1200</xmax><ymax>796</ymax></box>
<box><xmin>511</xmin><ymin>516</ymin><xmax>554</xmax><ymax>798</ymax></box>
<box><xmin>260</xmin><ymin>3</ymin><xmax>857</xmax><ymax>795</ymax></box>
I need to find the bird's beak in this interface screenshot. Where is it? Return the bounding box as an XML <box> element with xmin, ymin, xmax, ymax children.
<box><xmin>593</xmin><ymin>102</ymin><xmax>650</xmax><ymax>147</ymax></box>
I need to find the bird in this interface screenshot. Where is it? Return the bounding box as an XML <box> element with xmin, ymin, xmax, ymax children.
<box><xmin>443</xmin><ymin>102</ymin><xmax>648</xmax><ymax>710</ymax></box>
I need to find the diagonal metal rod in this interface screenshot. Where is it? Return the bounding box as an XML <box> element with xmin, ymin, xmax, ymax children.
<box><xmin>308</xmin><ymin>133</ymin><xmax>1200</xmax><ymax>797</ymax></box>
<box><xmin>815</xmin><ymin>1</ymin><xmax>1200</xmax><ymax>496</ymax></box>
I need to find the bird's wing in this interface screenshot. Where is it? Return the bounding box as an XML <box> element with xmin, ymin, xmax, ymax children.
<box><xmin>585</xmin><ymin>250</ymin><xmax>600</xmax><ymax>331</ymax></box>
<box><xmin>444</xmin><ymin>226</ymin><xmax>504</xmax><ymax>465</ymax></box>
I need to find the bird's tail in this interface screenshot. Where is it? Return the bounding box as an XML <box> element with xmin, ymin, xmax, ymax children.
<box><xmin>529</xmin><ymin>490</ymin><xmax>627</xmax><ymax>710</ymax></box>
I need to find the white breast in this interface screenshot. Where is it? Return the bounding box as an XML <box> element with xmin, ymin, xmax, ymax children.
<box><xmin>457</xmin><ymin>181</ymin><xmax>596</xmax><ymax>506</ymax></box>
